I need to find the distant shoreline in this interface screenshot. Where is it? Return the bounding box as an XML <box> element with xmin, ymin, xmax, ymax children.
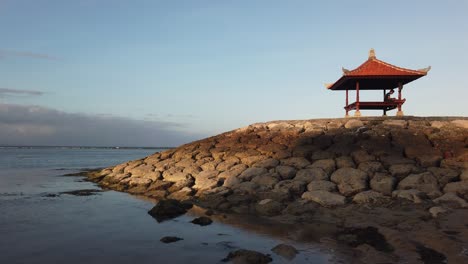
<box><xmin>0</xmin><ymin>146</ymin><xmax>173</xmax><ymax>150</ymax></box>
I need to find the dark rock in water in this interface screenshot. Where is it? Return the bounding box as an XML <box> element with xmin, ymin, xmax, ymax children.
<box><xmin>160</xmin><ymin>236</ymin><xmax>183</xmax><ymax>243</ymax></box>
<box><xmin>191</xmin><ymin>216</ymin><xmax>213</xmax><ymax>226</ymax></box>
<box><xmin>222</xmin><ymin>249</ymin><xmax>272</xmax><ymax>264</ymax></box>
<box><xmin>336</xmin><ymin>226</ymin><xmax>394</xmax><ymax>253</ymax></box>
<box><xmin>415</xmin><ymin>244</ymin><xmax>447</xmax><ymax>264</ymax></box>
<box><xmin>271</xmin><ymin>244</ymin><xmax>298</xmax><ymax>260</ymax></box>
<box><xmin>148</xmin><ymin>199</ymin><xmax>192</xmax><ymax>222</ymax></box>
<box><xmin>60</xmin><ymin>189</ymin><xmax>102</xmax><ymax>196</ymax></box>
<box><xmin>42</xmin><ymin>193</ymin><xmax>60</xmax><ymax>198</ymax></box>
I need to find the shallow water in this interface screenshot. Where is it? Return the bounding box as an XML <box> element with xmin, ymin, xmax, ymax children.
<box><xmin>0</xmin><ymin>148</ymin><xmax>336</xmax><ymax>263</ymax></box>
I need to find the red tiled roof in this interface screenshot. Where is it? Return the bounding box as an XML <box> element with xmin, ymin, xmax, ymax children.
<box><xmin>326</xmin><ymin>49</ymin><xmax>430</xmax><ymax>91</ymax></box>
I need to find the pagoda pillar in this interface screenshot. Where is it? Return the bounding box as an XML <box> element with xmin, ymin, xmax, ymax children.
<box><xmin>345</xmin><ymin>89</ymin><xmax>349</xmax><ymax>117</ymax></box>
<box><xmin>397</xmin><ymin>82</ymin><xmax>404</xmax><ymax>116</ymax></box>
<box><xmin>354</xmin><ymin>81</ymin><xmax>361</xmax><ymax>117</ymax></box>
<box><xmin>383</xmin><ymin>89</ymin><xmax>387</xmax><ymax>116</ymax></box>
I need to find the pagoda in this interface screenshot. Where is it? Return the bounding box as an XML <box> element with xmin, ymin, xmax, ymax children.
<box><xmin>326</xmin><ymin>49</ymin><xmax>430</xmax><ymax>117</ymax></box>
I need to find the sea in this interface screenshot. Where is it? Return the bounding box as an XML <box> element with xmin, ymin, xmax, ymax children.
<box><xmin>0</xmin><ymin>147</ymin><xmax>337</xmax><ymax>264</ymax></box>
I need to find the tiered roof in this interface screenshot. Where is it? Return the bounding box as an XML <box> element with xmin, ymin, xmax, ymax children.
<box><xmin>326</xmin><ymin>49</ymin><xmax>430</xmax><ymax>90</ymax></box>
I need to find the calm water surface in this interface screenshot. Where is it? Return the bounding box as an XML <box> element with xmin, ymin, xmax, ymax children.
<box><xmin>0</xmin><ymin>148</ymin><xmax>336</xmax><ymax>264</ymax></box>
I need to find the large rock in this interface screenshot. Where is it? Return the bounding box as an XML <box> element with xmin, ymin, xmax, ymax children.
<box><xmin>309</xmin><ymin>159</ymin><xmax>336</xmax><ymax>175</ymax></box>
<box><xmin>388</xmin><ymin>164</ymin><xmax>419</xmax><ymax>180</ymax></box>
<box><xmin>219</xmin><ymin>164</ymin><xmax>248</xmax><ymax>179</ymax></box>
<box><xmin>443</xmin><ymin>181</ymin><xmax>468</xmax><ymax>199</ymax></box>
<box><xmin>335</xmin><ymin>156</ymin><xmax>355</xmax><ymax>168</ymax></box>
<box><xmin>357</xmin><ymin>161</ymin><xmax>384</xmax><ymax>177</ymax></box>
<box><xmin>427</xmin><ymin>167</ymin><xmax>460</xmax><ymax>186</ymax></box>
<box><xmin>255</xmin><ymin>199</ymin><xmax>284</xmax><ymax>216</ymax></box>
<box><xmin>370</xmin><ymin>173</ymin><xmax>396</xmax><ymax>196</ymax></box>
<box><xmin>460</xmin><ymin>169</ymin><xmax>468</xmax><ymax>181</ymax></box>
<box><xmin>353</xmin><ymin>190</ymin><xmax>387</xmax><ymax>204</ymax></box>
<box><xmin>451</xmin><ymin>119</ymin><xmax>468</xmax><ymax>129</ymax></box>
<box><xmin>274</xmin><ymin>180</ymin><xmax>306</xmax><ymax>196</ymax></box>
<box><xmin>163</xmin><ymin>171</ymin><xmax>190</xmax><ymax>183</ymax></box>
<box><xmin>344</xmin><ymin>119</ymin><xmax>364</xmax><ymax>129</ymax></box>
<box><xmin>271</xmin><ymin>244</ymin><xmax>298</xmax><ymax>260</ymax></box>
<box><xmin>392</xmin><ymin>189</ymin><xmax>425</xmax><ymax>203</ymax></box>
<box><xmin>301</xmin><ymin>191</ymin><xmax>346</xmax><ymax>207</ymax></box>
<box><xmin>251</xmin><ymin>174</ymin><xmax>279</xmax><ymax>189</ymax></box>
<box><xmin>433</xmin><ymin>193</ymin><xmax>468</xmax><ymax>208</ymax></box>
<box><xmin>193</xmin><ymin>171</ymin><xmax>219</xmax><ymax>190</ymax></box>
<box><xmin>307</xmin><ymin>180</ymin><xmax>337</xmax><ymax>192</ymax></box>
<box><xmin>222</xmin><ymin>249</ymin><xmax>272</xmax><ymax>264</ymax></box>
<box><xmin>241</xmin><ymin>155</ymin><xmax>268</xmax><ymax>166</ymax></box>
<box><xmin>330</xmin><ymin>168</ymin><xmax>369</xmax><ymax>196</ymax></box>
<box><xmin>294</xmin><ymin>168</ymin><xmax>328</xmax><ymax>183</ymax></box>
<box><xmin>147</xmin><ymin>199</ymin><xmax>192</xmax><ymax>222</ymax></box>
<box><xmin>397</xmin><ymin>172</ymin><xmax>442</xmax><ymax>198</ymax></box>
<box><xmin>351</xmin><ymin>150</ymin><xmax>375</xmax><ymax>164</ymax></box>
<box><xmin>239</xmin><ymin>167</ymin><xmax>268</xmax><ymax>181</ymax></box>
<box><xmin>280</xmin><ymin>157</ymin><xmax>311</xmax><ymax>168</ymax></box>
<box><xmin>253</xmin><ymin>158</ymin><xmax>279</xmax><ymax>169</ymax></box>
<box><xmin>275</xmin><ymin>166</ymin><xmax>297</xmax><ymax>180</ymax></box>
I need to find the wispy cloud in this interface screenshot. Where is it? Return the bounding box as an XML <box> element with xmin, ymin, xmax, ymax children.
<box><xmin>0</xmin><ymin>103</ymin><xmax>204</xmax><ymax>147</ymax></box>
<box><xmin>0</xmin><ymin>88</ymin><xmax>44</xmax><ymax>98</ymax></box>
<box><xmin>0</xmin><ymin>49</ymin><xmax>59</xmax><ymax>61</ymax></box>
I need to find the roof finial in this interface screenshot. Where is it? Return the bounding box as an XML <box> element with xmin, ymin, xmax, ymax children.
<box><xmin>369</xmin><ymin>48</ymin><xmax>376</xmax><ymax>59</ymax></box>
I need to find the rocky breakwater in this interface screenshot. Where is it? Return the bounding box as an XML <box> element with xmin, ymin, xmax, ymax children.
<box><xmin>88</xmin><ymin>116</ymin><xmax>468</xmax><ymax>263</ymax></box>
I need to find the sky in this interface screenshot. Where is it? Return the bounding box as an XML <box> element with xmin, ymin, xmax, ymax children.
<box><xmin>0</xmin><ymin>0</ymin><xmax>467</xmax><ymax>146</ymax></box>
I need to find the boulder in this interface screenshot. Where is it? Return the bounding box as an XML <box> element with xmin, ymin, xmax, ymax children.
<box><xmin>461</xmin><ymin>169</ymin><xmax>468</xmax><ymax>181</ymax></box>
<box><xmin>271</xmin><ymin>244</ymin><xmax>298</xmax><ymax>260</ymax></box>
<box><xmin>222</xmin><ymin>249</ymin><xmax>272</xmax><ymax>264</ymax></box>
<box><xmin>397</xmin><ymin>172</ymin><xmax>442</xmax><ymax>198</ymax></box>
<box><xmin>301</xmin><ymin>191</ymin><xmax>346</xmax><ymax>207</ymax></box>
<box><xmin>383</xmin><ymin>119</ymin><xmax>407</xmax><ymax>128</ymax></box>
<box><xmin>253</xmin><ymin>158</ymin><xmax>280</xmax><ymax>169</ymax></box>
<box><xmin>330</xmin><ymin>168</ymin><xmax>369</xmax><ymax>196</ymax></box>
<box><xmin>147</xmin><ymin>199</ymin><xmax>192</xmax><ymax>222</ymax></box>
<box><xmin>274</xmin><ymin>180</ymin><xmax>306</xmax><ymax>196</ymax></box>
<box><xmin>443</xmin><ymin>181</ymin><xmax>468</xmax><ymax>199</ymax></box>
<box><xmin>392</xmin><ymin>189</ymin><xmax>425</xmax><ymax>203</ymax></box>
<box><xmin>351</xmin><ymin>149</ymin><xmax>375</xmax><ymax>164</ymax></box>
<box><xmin>310</xmin><ymin>150</ymin><xmax>335</xmax><ymax>161</ymax></box>
<box><xmin>335</xmin><ymin>156</ymin><xmax>355</xmax><ymax>168</ymax></box>
<box><xmin>357</xmin><ymin>161</ymin><xmax>384</xmax><ymax>177</ymax></box>
<box><xmin>427</xmin><ymin>167</ymin><xmax>460</xmax><ymax>186</ymax></box>
<box><xmin>167</xmin><ymin>187</ymin><xmax>194</xmax><ymax>201</ymax></box>
<box><xmin>380</xmin><ymin>155</ymin><xmax>415</xmax><ymax>168</ymax></box>
<box><xmin>251</xmin><ymin>174</ymin><xmax>279</xmax><ymax>189</ymax></box>
<box><xmin>451</xmin><ymin>119</ymin><xmax>468</xmax><ymax>129</ymax></box>
<box><xmin>234</xmin><ymin>181</ymin><xmax>259</xmax><ymax>194</ymax></box>
<box><xmin>294</xmin><ymin>168</ymin><xmax>328</xmax><ymax>183</ymax></box>
<box><xmin>160</xmin><ymin>236</ymin><xmax>183</xmax><ymax>243</ymax></box>
<box><xmin>239</xmin><ymin>167</ymin><xmax>268</xmax><ymax>181</ymax></box>
<box><xmin>255</xmin><ymin>199</ymin><xmax>284</xmax><ymax>216</ymax></box>
<box><xmin>218</xmin><ymin>164</ymin><xmax>248</xmax><ymax>179</ymax></box>
<box><xmin>433</xmin><ymin>192</ymin><xmax>468</xmax><ymax>208</ymax></box>
<box><xmin>280</xmin><ymin>157</ymin><xmax>311</xmax><ymax>168</ymax></box>
<box><xmin>276</xmin><ymin>166</ymin><xmax>297</xmax><ymax>180</ymax></box>
<box><xmin>241</xmin><ymin>155</ymin><xmax>268</xmax><ymax>166</ymax></box>
<box><xmin>353</xmin><ymin>190</ymin><xmax>387</xmax><ymax>204</ymax></box>
<box><xmin>163</xmin><ymin>171</ymin><xmax>190</xmax><ymax>183</ymax></box>
<box><xmin>388</xmin><ymin>164</ymin><xmax>419</xmax><ymax>180</ymax></box>
<box><xmin>191</xmin><ymin>216</ymin><xmax>213</xmax><ymax>226</ymax></box>
<box><xmin>344</xmin><ymin>119</ymin><xmax>364</xmax><ymax>129</ymax></box>
<box><xmin>307</xmin><ymin>180</ymin><xmax>337</xmax><ymax>192</ymax></box>
<box><xmin>429</xmin><ymin>206</ymin><xmax>448</xmax><ymax>218</ymax></box>
<box><xmin>309</xmin><ymin>159</ymin><xmax>336</xmax><ymax>175</ymax></box>
<box><xmin>370</xmin><ymin>173</ymin><xmax>396</xmax><ymax>196</ymax></box>
<box><xmin>193</xmin><ymin>170</ymin><xmax>219</xmax><ymax>190</ymax></box>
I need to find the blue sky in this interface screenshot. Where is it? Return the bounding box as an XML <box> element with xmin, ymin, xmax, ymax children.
<box><xmin>0</xmin><ymin>1</ymin><xmax>467</xmax><ymax>146</ymax></box>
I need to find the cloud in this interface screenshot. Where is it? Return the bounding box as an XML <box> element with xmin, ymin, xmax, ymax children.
<box><xmin>0</xmin><ymin>88</ymin><xmax>44</xmax><ymax>98</ymax></box>
<box><xmin>0</xmin><ymin>103</ymin><xmax>204</xmax><ymax>147</ymax></box>
<box><xmin>0</xmin><ymin>49</ymin><xmax>59</xmax><ymax>61</ymax></box>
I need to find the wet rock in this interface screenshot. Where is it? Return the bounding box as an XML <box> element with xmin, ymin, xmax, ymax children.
<box><xmin>274</xmin><ymin>180</ymin><xmax>306</xmax><ymax>196</ymax></box>
<box><xmin>301</xmin><ymin>191</ymin><xmax>346</xmax><ymax>207</ymax></box>
<box><xmin>397</xmin><ymin>172</ymin><xmax>442</xmax><ymax>198</ymax></box>
<box><xmin>148</xmin><ymin>199</ymin><xmax>192</xmax><ymax>222</ymax></box>
<box><xmin>336</xmin><ymin>226</ymin><xmax>393</xmax><ymax>252</ymax></box>
<box><xmin>433</xmin><ymin>192</ymin><xmax>468</xmax><ymax>208</ymax></box>
<box><xmin>191</xmin><ymin>216</ymin><xmax>213</xmax><ymax>226</ymax></box>
<box><xmin>309</xmin><ymin>159</ymin><xmax>336</xmax><ymax>175</ymax></box>
<box><xmin>60</xmin><ymin>189</ymin><xmax>102</xmax><ymax>196</ymax></box>
<box><xmin>271</xmin><ymin>244</ymin><xmax>298</xmax><ymax>260</ymax></box>
<box><xmin>234</xmin><ymin>182</ymin><xmax>259</xmax><ymax>194</ymax></box>
<box><xmin>160</xmin><ymin>236</ymin><xmax>183</xmax><ymax>243</ymax></box>
<box><xmin>392</xmin><ymin>189</ymin><xmax>425</xmax><ymax>203</ymax></box>
<box><xmin>388</xmin><ymin>164</ymin><xmax>418</xmax><ymax>180</ymax></box>
<box><xmin>307</xmin><ymin>180</ymin><xmax>337</xmax><ymax>192</ymax></box>
<box><xmin>330</xmin><ymin>168</ymin><xmax>369</xmax><ymax>196</ymax></box>
<box><xmin>222</xmin><ymin>249</ymin><xmax>272</xmax><ymax>264</ymax></box>
<box><xmin>147</xmin><ymin>180</ymin><xmax>173</xmax><ymax>191</ymax></box>
<box><xmin>294</xmin><ymin>168</ymin><xmax>328</xmax><ymax>183</ymax></box>
<box><xmin>352</xmin><ymin>190</ymin><xmax>388</xmax><ymax>204</ymax></box>
<box><xmin>275</xmin><ymin>166</ymin><xmax>296</xmax><ymax>180</ymax></box>
<box><xmin>370</xmin><ymin>173</ymin><xmax>396</xmax><ymax>196</ymax></box>
<box><xmin>351</xmin><ymin>150</ymin><xmax>375</xmax><ymax>165</ymax></box>
<box><xmin>415</xmin><ymin>244</ymin><xmax>447</xmax><ymax>264</ymax></box>
<box><xmin>443</xmin><ymin>181</ymin><xmax>468</xmax><ymax>199</ymax></box>
<box><xmin>255</xmin><ymin>199</ymin><xmax>284</xmax><ymax>216</ymax></box>
<box><xmin>167</xmin><ymin>187</ymin><xmax>194</xmax><ymax>201</ymax></box>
